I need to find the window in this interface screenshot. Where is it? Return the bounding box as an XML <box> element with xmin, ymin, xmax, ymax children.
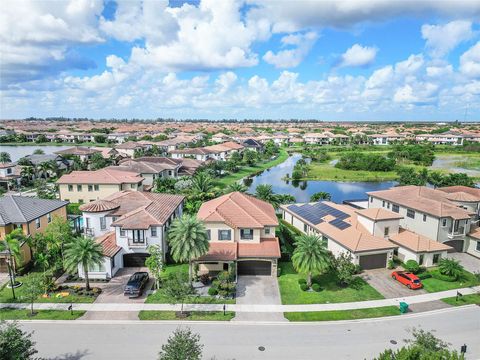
<box><xmin>321</xmin><ymin>236</ymin><xmax>328</xmax><ymax>247</ymax></box>
<box><xmin>392</xmin><ymin>204</ymin><xmax>399</xmax><ymax>213</ymax></box>
<box><xmin>382</xmin><ymin>201</ymin><xmax>385</xmax><ymax>207</ymax></box>
<box><xmin>168</xmin><ymin>171</ymin><xmax>172</xmax><ymax>176</ymax></box>
<box><xmin>100</xmin><ymin>217</ymin><xmax>106</xmax><ymax>230</ymax></box>
<box><xmin>406</xmin><ymin>209</ymin><xmax>415</xmax><ymax>219</ymax></box>
<box><xmin>240</xmin><ymin>228</ymin><xmax>253</xmax><ymax>240</ymax></box>
<box><xmin>206</xmin><ymin>229</ymin><xmax>211</xmax><ymax>241</ymax></box>
<box><xmin>35</xmin><ymin>218</ymin><xmax>41</xmax><ymax>229</ymax></box>
<box><xmin>6</xmin><ymin>168</ymin><xmax>12</xmax><ymax>174</ymax></box>
<box><xmin>387</xmin><ymin>202</ymin><xmax>390</xmax><ymax>209</ymax></box>
<box><xmin>442</xmin><ymin>218</ymin><xmax>447</xmax><ymax>227</ymax></box>
<box><xmin>68</xmin><ymin>185</ymin><xmax>73</xmax><ymax>191</ymax></box>
<box><xmin>120</xmin><ymin>229</ymin><xmax>126</xmax><ymax>237</ymax></box>
<box><xmin>151</xmin><ymin>227</ymin><xmax>157</xmax><ymax>237</ymax></box>
<box><xmin>370</xmin><ymin>197</ymin><xmax>373</xmax><ymax>203</ymax></box>
<box><xmin>94</xmin><ymin>184</ymin><xmax>99</xmax><ymax>191</ymax></box>
<box><xmin>78</xmin><ymin>199</ymin><xmax>84</xmax><ymax>204</ymax></box>
<box><xmin>423</xmin><ymin>214</ymin><xmax>427</xmax><ymax>222</ymax></box>
<box><xmin>304</xmin><ymin>224</ymin><xmax>308</xmax><ymax>232</ymax></box>
<box><xmin>384</xmin><ymin>227</ymin><xmax>389</xmax><ymax>237</ymax></box>
<box><xmin>419</xmin><ymin>254</ymin><xmax>424</xmax><ymax>265</ymax></box>
<box><xmin>265</xmin><ymin>227</ymin><xmax>270</xmax><ymax>235</ymax></box>
<box><xmin>77</xmin><ymin>185</ymin><xmax>82</xmax><ymax>191</ymax></box>
<box><xmin>476</xmin><ymin>241</ymin><xmax>480</xmax><ymax>252</ymax></box>
<box><xmin>132</xmin><ymin>230</ymin><xmax>145</xmax><ymax>243</ymax></box>
<box><xmin>111</xmin><ymin>256</ymin><xmax>115</xmax><ymax>269</ymax></box>
<box><xmin>218</xmin><ymin>230</ymin><xmax>231</xmax><ymax>241</ymax></box>
<box><xmin>130</xmin><ymin>183</ymin><xmax>135</xmax><ymax>189</ymax></box>
<box><xmin>88</xmin><ymin>185</ymin><xmax>93</xmax><ymax>192</ymax></box>
<box><xmin>47</xmin><ymin>213</ymin><xmax>52</xmax><ymax>223</ymax></box>
<box><xmin>433</xmin><ymin>254</ymin><xmax>440</xmax><ymax>264</ymax></box>
<box><xmin>88</xmin><ymin>263</ymin><xmax>105</xmax><ymax>272</ymax></box>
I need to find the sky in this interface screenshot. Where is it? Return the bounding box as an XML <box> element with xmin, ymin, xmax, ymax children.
<box><xmin>1</xmin><ymin>0</ymin><xmax>480</xmax><ymax>121</ymax></box>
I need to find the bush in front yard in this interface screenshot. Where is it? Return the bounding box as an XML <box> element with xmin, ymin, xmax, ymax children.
<box><xmin>298</xmin><ymin>278</ymin><xmax>307</xmax><ymax>285</ymax></box>
<box><xmin>387</xmin><ymin>260</ymin><xmax>395</xmax><ymax>270</ymax></box>
<box><xmin>208</xmin><ymin>287</ymin><xmax>218</xmax><ymax>296</ymax></box>
<box><xmin>431</xmin><ymin>271</ymin><xmax>457</xmax><ymax>282</ymax></box>
<box><xmin>417</xmin><ymin>273</ymin><xmax>432</xmax><ymax>280</ymax></box>
<box><xmin>300</xmin><ymin>283</ymin><xmax>308</xmax><ymax>291</ymax></box>
<box><xmin>311</xmin><ymin>283</ymin><xmax>322</xmax><ymax>292</ymax></box>
<box><xmin>438</xmin><ymin>258</ymin><xmax>464</xmax><ymax>280</ymax></box>
<box><xmin>404</xmin><ymin>260</ymin><xmax>420</xmax><ymax>274</ymax></box>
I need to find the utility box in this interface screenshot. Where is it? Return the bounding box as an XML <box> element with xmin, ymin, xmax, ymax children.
<box><xmin>399</xmin><ymin>302</ymin><xmax>409</xmax><ymax>313</ymax></box>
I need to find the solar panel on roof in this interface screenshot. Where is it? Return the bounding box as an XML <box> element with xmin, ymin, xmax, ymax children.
<box><xmin>329</xmin><ymin>218</ymin><xmax>351</xmax><ymax>230</ymax></box>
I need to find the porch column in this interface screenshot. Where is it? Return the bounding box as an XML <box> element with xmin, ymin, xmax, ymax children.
<box><xmin>271</xmin><ymin>259</ymin><xmax>278</xmax><ymax>277</ymax></box>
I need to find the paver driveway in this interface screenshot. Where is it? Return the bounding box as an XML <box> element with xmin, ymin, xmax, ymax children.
<box><xmin>0</xmin><ymin>273</ymin><xmax>8</xmax><ymax>287</ymax></box>
<box><xmin>447</xmin><ymin>253</ymin><xmax>480</xmax><ymax>274</ymax></box>
<box><xmin>361</xmin><ymin>268</ymin><xmax>427</xmax><ymax>299</ymax></box>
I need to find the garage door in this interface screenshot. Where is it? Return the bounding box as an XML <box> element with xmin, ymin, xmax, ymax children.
<box><xmin>237</xmin><ymin>261</ymin><xmax>271</xmax><ymax>276</ymax></box>
<box><xmin>123</xmin><ymin>253</ymin><xmax>149</xmax><ymax>267</ymax></box>
<box><xmin>359</xmin><ymin>253</ymin><xmax>387</xmax><ymax>270</ymax></box>
<box><xmin>444</xmin><ymin>240</ymin><xmax>464</xmax><ymax>253</ymax></box>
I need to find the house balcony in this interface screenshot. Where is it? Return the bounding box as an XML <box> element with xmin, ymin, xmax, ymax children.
<box><xmin>447</xmin><ymin>231</ymin><xmax>466</xmax><ymax>239</ymax></box>
<box><xmin>128</xmin><ymin>238</ymin><xmax>148</xmax><ymax>248</ymax></box>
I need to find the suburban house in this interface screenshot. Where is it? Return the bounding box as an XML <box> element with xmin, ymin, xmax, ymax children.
<box><xmin>78</xmin><ymin>191</ymin><xmax>184</xmax><ymax>279</ymax></box>
<box><xmin>212</xmin><ymin>133</ymin><xmax>231</xmax><ymax>143</ymax></box>
<box><xmin>110</xmin><ymin>158</ymin><xmax>180</xmax><ymax>186</ymax></box>
<box><xmin>57</xmin><ymin>168</ymin><xmax>144</xmax><ymax>203</ymax></box>
<box><xmin>115</xmin><ymin>141</ymin><xmax>150</xmax><ymax>158</ymax></box>
<box><xmin>368</xmin><ymin>134</ymin><xmax>407</xmax><ymax>145</ymax></box>
<box><xmin>170</xmin><ymin>147</ymin><xmax>214</xmax><ymax>161</ymax></box>
<box><xmin>367</xmin><ymin>185</ymin><xmax>479</xmax><ymax>256</ymax></box>
<box><xmin>19</xmin><ymin>154</ymin><xmax>72</xmax><ymax>177</ymax></box>
<box><xmin>242</xmin><ymin>138</ymin><xmax>264</xmax><ymax>152</ymax></box>
<box><xmin>0</xmin><ymin>196</ymin><xmax>69</xmax><ymax>272</ymax></box>
<box><xmin>303</xmin><ymin>132</ymin><xmax>349</xmax><ymax>145</ymax></box>
<box><xmin>196</xmin><ymin>192</ymin><xmax>281</xmax><ymax>276</ymax></box>
<box><xmin>415</xmin><ymin>133</ymin><xmax>464</xmax><ymax>145</ymax></box>
<box><xmin>55</xmin><ymin>146</ymin><xmax>102</xmax><ymax>162</ymax></box>
<box><xmin>170</xmin><ymin>141</ymin><xmax>244</xmax><ymax>161</ymax></box>
<box><xmin>0</xmin><ymin>163</ymin><xmax>21</xmax><ymax>190</ymax></box>
<box><xmin>134</xmin><ymin>156</ymin><xmax>204</xmax><ymax>176</ymax></box>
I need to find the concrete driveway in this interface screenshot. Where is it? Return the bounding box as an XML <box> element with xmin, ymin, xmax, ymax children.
<box><xmin>361</xmin><ymin>268</ymin><xmax>427</xmax><ymax>299</ymax></box>
<box><xmin>234</xmin><ymin>275</ymin><xmax>286</xmax><ymax>322</ymax></box>
<box><xmin>447</xmin><ymin>253</ymin><xmax>480</xmax><ymax>274</ymax></box>
<box><xmin>0</xmin><ymin>273</ymin><xmax>9</xmax><ymax>287</ymax></box>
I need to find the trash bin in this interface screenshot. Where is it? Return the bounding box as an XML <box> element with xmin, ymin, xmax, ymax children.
<box><xmin>399</xmin><ymin>302</ymin><xmax>409</xmax><ymax>313</ymax></box>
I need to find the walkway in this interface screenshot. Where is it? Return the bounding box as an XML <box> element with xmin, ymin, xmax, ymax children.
<box><xmin>2</xmin><ymin>285</ymin><xmax>478</xmax><ymax>313</ymax></box>
<box><xmin>447</xmin><ymin>253</ymin><xmax>480</xmax><ymax>274</ymax></box>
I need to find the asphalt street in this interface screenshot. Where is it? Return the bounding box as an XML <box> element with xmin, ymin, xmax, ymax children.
<box><xmin>19</xmin><ymin>306</ymin><xmax>480</xmax><ymax>360</ymax></box>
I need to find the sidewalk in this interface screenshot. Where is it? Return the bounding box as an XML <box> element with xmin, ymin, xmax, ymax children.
<box><xmin>1</xmin><ymin>286</ymin><xmax>478</xmax><ymax>313</ymax></box>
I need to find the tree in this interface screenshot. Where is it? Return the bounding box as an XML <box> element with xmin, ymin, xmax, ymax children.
<box><xmin>331</xmin><ymin>253</ymin><xmax>357</xmax><ymax>286</ymax></box>
<box><xmin>0</xmin><ymin>321</ymin><xmax>38</xmax><ymax>360</ymax></box>
<box><xmin>242</xmin><ymin>149</ymin><xmax>258</xmax><ymax>166</ymax></box>
<box><xmin>33</xmin><ymin>179</ymin><xmax>54</xmax><ymax>199</ymax></box>
<box><xmin>158</xmin><ymin>327</ymin><xmax>203</xmax><ymax>360</ymax></box>
<box><xmin>438</xmin><ymin>258</ymin><xmax>464</xmax><ymax>280</ymax></box>
<box><xmin>310</xmin><ymin>192</ymin><xmax>331</xmax><ymax>202</ymax></box>
<box><xmin>163</xmin><ymin>272</ymin><xmax>195</xmax><ymax>315</ymax></box>
<box><xmin>0</xmin><ymin>229</ymin><xmax>24</xmax><ymax>299</ymax></box>
<box><xmin>0</xmin><ymin>151</ymin><xmax>11</xmax><ymax>163</ymax></box>
<box><xmin>35</xmin><ymin>134</ymin><xmax>48</xmax><ymax>143</ymax></box>
<box><xmin>145</xmin><ymin>245</ymin><xmax>164</xmax><ymax>289</ymax></box>
<box><xmin>33</xmin><ymin>149</ymin><xmax>44</xmax><ymax>155</ymax></box>
<box><xmin>21</xmin><ymin>273</ymin><xmax>44</xmax><ymax>315</ymax></box>
<box><xmin>168</xmin><ymin>215</ymin><xmax>210</xmax><ymax>281</ymax></box>
<box><xmin>225</xmin><ymin>182</ymin><xmax>247</xmax><ymax>193</ymax></box>
<box><xmin>254</xmin><ymin>184</ymin><xmax>280</xmax><ymax>209</ymax></box>
<box><xmin>292</xmin><ymin>234</ymin><xmax>331</xmax><ymax>287</ymax></box>
<box><xmin>34</xmin><ymin>252</ymin><xmax>50</xmax><ymax>294</ymax></box>
<box><xmin>20</xmin><ymin>166</ymin><xmax>35</xmax><ymax>185</ymax></box>
<box><xmin>63</xmin><ymin>236</ymin><xmax>104</xmax><ymax>291</ymax></box>
<box><xmin>90</xmin><ymin>152</ymin><xmax>108</xmax><ymax>170</ymax></box>
<box><xmin>190</xmin><ymin>172</ymin><xmax>215</xmax><ymax>199</ymax></box>
<box><xmin>93</xmin><ymin>134</ymin><xmax>106</xmax><ymax>143</ymax></box>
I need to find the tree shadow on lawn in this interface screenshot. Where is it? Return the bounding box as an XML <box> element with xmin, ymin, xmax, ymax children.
<box><xmin>46</xmin><ymin>349</ymin><xmax>90</xmax><ymax>360</ymax></box>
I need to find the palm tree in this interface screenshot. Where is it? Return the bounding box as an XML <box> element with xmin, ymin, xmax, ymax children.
<box><xmin>0</xmin><ymin>152</ymin><xmax>11</xmax><ymax>163</ymax></box>
<box><xmin>254</xmin><ymin>184</ymin><xmax>280</xmax><ymax>209</ymax></box>
<box><xmin>292</xmin><ymin>234</ymin><xmax>331</xmax><ymax>287</ymax></box>
<box><xmin>34</xmin><ymin>252</ymin><xmax>50</xmax><ymax>294</ymax></box>
<box><xmin>190</xmin><ymin>172</ymin><xmax>215</xmax><ymax>199</ymax></box>
<box><xmin>168</xmin><ymin>215</ymin><xmax>210</xmax><ymax>281</ymax></box>
<box><xmin>226</xmin><ymin>182</ymin><xmax>247</xmax><ymax>193</ymax></box>
<box><xmin>20</xmin><ymin>165</ymin><xmax>35</xmax><ymax>184</ymax></box>
<box><xmin>63</xmin><ymin>237</ymin><xmax>104</xmax><ymax>291</ymax></box>
<box><xmin>0</xmin><ymin>229</ymin><xmax>24</xmax><ymax>299</ymax></box>
<box><xmin>438</xmin><ymin>258</ymin><xmax>464</xmax><ymax>280</ymax></box>
<box><xmin>310</xmin><ymin>192</ymin><xmax>331</xmax><ymax>202</ymax></box>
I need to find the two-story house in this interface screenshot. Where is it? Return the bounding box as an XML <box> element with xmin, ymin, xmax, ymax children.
<box><xmin>109</xmin><ymin>159</ymin><xmax>180</xmax><ymax>186</ymax></box>
<box><xmin>78</xmin><ymin>190</ymin><xmax>184</xmax><ymax>279</ymax></box>
<box><xmin>196</xmin><ymin>192</ymin><xmax>281</xmax><ymax>277</ymax></box>
<box><xmin>0</xmin><ymin>163</ymin><xmax>21</xmax><ymax>190</ymax></box>
<box><xmin>55</xmin><ymin>146</ymin><xmax>102</xmax><ymax>162</ymax></box>
<box><xmin>0</xmin><ymin>196</ymin><xmax>69</xmax><ymax>272</ymax></box>
<box><xmin>57</xmin><ymin>168</ymin><xmax>144</xmax><ymax>203</ymax></box>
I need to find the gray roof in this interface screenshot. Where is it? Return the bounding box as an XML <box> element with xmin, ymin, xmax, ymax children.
<box><xmin>0</xmin><ymin>196</ymin><xmax>69</xmax><ymax>225</ymax></box>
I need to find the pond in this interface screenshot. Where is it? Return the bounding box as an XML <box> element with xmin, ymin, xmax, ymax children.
<box><xmin>246</xmin><ymin>154</ymin><xmax>396</xmax><ymax>203</ymax></box>
<box><xmin>0</xmin><ymin>145</ymin><xmax>74</xmax><ymax>162</ymax></box>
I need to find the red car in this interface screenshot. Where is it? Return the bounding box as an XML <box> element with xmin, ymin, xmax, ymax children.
<box><xmin>391</xmin><ymin>271</ymin><xmax>423</xmax><ymax>289</ymax></box>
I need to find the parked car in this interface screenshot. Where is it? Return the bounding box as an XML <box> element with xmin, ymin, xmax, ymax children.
<box><xmin>124</xmin><ymin>272</ymin><xmax>149</xmax><ymax>297</ymax></box>
<box><xmin>391</xmin><ymin>271</ymin><xmax>423</xmax><ymax>289</ymax></box>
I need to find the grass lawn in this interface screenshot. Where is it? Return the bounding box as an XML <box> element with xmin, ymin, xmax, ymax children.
<box><xmin>284</xmin><ymin>306</ymin><xmax>400</xmax><ymax>321</ymax></box>
<box><xmin>278</xmin><ymin>262</ymin><xmax>384</xmax><ymax>304</ymax></box>
<box><xmin>421</xmin><ymin>269</ymin><xmax>480</xmax><ymax>293</ymax></box>
<box><xmin>0</xmin><ymin>308</ymin><xmax>85</xmax><ymax>320</ymax></box>
<box><xmin>213</xmin><ymin>149</ymin><xmax>289</xmax><ymax>187</ymax></box>
<box><xmin>139</xmin><ymin>310</ymin><xmax>235</xmax><ymax>321</ymax></box>
<box><xmin>441</xmin><ymin>293</ymin><xmax>480</xmax><ymax>306</ymax></box>
<box><xmin>305</xmin><ymin>161</ymin><xmax>398</xmax><ymax>182</ymax></box>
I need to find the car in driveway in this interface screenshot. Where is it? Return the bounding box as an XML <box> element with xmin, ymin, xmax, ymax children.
<box><xmin>391</xmin><ymin>271</ymin><xmax>423</xmax><ymax>290</ymax></box>
<box><xmin>124</xmin><ymin>272</ymin><xmax>149</xmax><ymax>298</ymax></box>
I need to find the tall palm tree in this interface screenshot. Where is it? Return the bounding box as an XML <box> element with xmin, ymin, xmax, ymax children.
<box><xmin>0</xmin><ymin>152</ymin><xmax>11</xmax><ymax>163</ymax></box>
<box><xmin>190</xmin><ymin>172</ymin><xmax>215</xmax><ymax>200</ymax></box>
<box><xmin>0</xmin><ymin>229</ymin><xmax>24</xmax><ymax>299</ymax></box>
<box><xmin>63</xmin><ymin>237</ymin><xmax>104</xmax><ymax>291</ymax></box>
<box><xmin>226</xmin><ymin>182</ymin><xmax>247</xmax><ymax>193</ymax></box>
<box><xmin>34</xmin><ymin>252</ymin><xmax>51</xmax><ymax>294</ymax></box>
<box><xmin>254</xmin><ymin>184</ymin><xmax>280</xmax><ymax>209</ymax></box>
<box><xmin>20</xmin><ymin>165</ymin><xmax>35</xmax><ymax>184</ymax></box>
<box><xmin>292</xmin><ymin>234</ymin><xmax>331</xmax><ymax>287</ymax></box>
<box><xmin>168</xmin><ymin>215</ymin><xmax>210</xmax><ymax>281</ymax></box>
<box><xmin>310</xmin><ymin>192</ymin><xmax>331</xmax><ymax>202</ymax></box>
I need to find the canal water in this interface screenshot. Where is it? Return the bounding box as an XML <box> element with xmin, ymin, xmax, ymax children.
<box><xmin>246</xmin><ymin>154</ymin><xmax>396</xmax><ymax>203</ymax></box>
<box><xmin>0</xmin><ymin>145</ymin><xmax>74</xmax><ymax>161</ymax></box>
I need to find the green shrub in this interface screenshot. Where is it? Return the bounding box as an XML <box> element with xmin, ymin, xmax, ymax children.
<box><xmin>311</xmin><ymin>283</ymin><xmax>322</xmax><ymax>292</ymax></box>
<box><xmin>387</xmin><ymin>260</ymin><xmax>395</xmax><ymax>270</ymax></box>
<box><xmin>432</xmin><ymin>272</ymin><xmax>456</xmax><ymax>282</ymax></box>
<box><xmin>300</xmin><ymin>283</ymin><xmax>308</xmax><ymax>291</ymax></box>
<box><xmin>417</xmin><ymin>273</ymin><xmax>432</xmax><ymax>280</ymax></box>
<box><xmin>404</xmin><ymin>260</ymin><xmax>420</xmax><ymax>274</ymax></box>
<box><xmin>298</xmin><ymin>278</ymin><xmax>307</xmax><ymax>285</ymax></box>
<box><xmin>438</xmin><ymin>258</ymin><xmax>464</xmax><ymax>279</ymax></box>
<box><xmin>208</xmin><ymin>287</ymin><xmax>218</xmax><ymax>296</ymax></box>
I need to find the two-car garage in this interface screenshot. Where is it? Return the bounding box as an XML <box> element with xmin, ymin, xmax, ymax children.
<box><xmin>123</xmin><ymin>253</ymin><xmax>149</xmax><ymax>267</ymax></box>
<box><xmin>237</xmin><ymin>260</ymin><xmax>272</xmax><ymax>276</ymax></box>
<box><xmin>359</xmin><ymin>253</ymin><xmax>388</xmax><ymax>270</ymax></box>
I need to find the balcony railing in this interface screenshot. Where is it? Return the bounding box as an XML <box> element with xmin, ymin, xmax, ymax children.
<box><xmin>128</xmin><ymin>238</ymin><xmax>147</xmax><ymax>248</ymax></box>
<box><xmin>85</xmin><ymin>228</ymin><xmax>95</xmax><ymax>237</ymax></box>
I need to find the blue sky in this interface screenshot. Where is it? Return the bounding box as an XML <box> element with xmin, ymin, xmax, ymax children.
<box><xmin>1</xmin><ymin>0</ymin><xmax>480</xmax><ymax>121</ymax></box>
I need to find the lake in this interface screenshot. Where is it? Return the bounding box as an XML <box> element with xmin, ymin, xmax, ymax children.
<box><xmin>246</xmin><ymin>154</ymin><xmax>396</xmax><ymax>203</ymax></box>
<box><xmin>0</xmin><ymin>145</ymin><xmax>74</xmax><ymax>161</ymax></box>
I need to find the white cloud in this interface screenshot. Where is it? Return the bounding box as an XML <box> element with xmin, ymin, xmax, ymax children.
<box><xmin>421</xmin><ymin>20</ymin><xmax>473</xmax><ymax>57</ymax></box>
<box><xmin>263</xmin><ymin>31</ymin><xmax>318</xmax><ymax>68</ymax></box>
<box><xmin>460</xmin><ymin>41</ymin><xmax>480</xmax><ymax>78</ymax></box>
<box><xmin>338</xmin><ymin>44</ymin><xmax>377</xmax><ymax>68</ymax></box>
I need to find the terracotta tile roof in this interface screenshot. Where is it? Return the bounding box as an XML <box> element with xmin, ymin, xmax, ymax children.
<box><xmin>0</xmin><ymin>163</ymin><xmax>15</xmax><ymax>169</ymax></box>
<box><xmin>108</xmin><ymin>160</ymin><xmax>175</xmax><ymax>174</ymax></box>
<box><xmin>438</xmin><ymin>186</ymin><xmax>480</xmax><ymax>201</ymax></box>
<box><xmin>54</xmin><ymin>146</ymin><xmax>100</xmax><ymax>156</ymax></box>
<box><xmin>197</xmin><ymin>242</ymin><xmax>237</xmax><ymax>261</ymax></box>
<box><xmin>444</xmin><ymin>191</ymin><xmax>480</xmax><ymax>202</ymax></box>
<box><xmin>367</xmin><ymin>186</ymin><xmax>473</xmax><ymax>220</ymax></box>
<box><xmin>390</xmin><ymin>229</ymin><xmax>452</xmax><ymax>253</ymax></box>
<box><xmin>469</xmin><ymin>227</ymin><xmax>480</xmax><ymax>240</ymax></box>
<box><xmin>95</xmin><ymin>231</ymin><xmax>121</xmax><ymax>258</ymax></box>
<box><xmin>196</xmin><ymin>238</ymin><xmax>281</xmax><ymax>261</ymax></box>
<box><xmin>198</xmin><ymin>192</ymin><xmax>278</xmax><ymax>228</ymax></box>
<box><xmin>115</xmin><ymin>141</ymin><xmax>145</xmax><ymax>150</ymax></box>
<box><xmin>57</xmin><ymin>168</ymin><xmax>144</xmax><ymax>185</ymax></box>
<box><xmin>203</xmin><ymin>141</ymin><xmax>244</xmax><ymax>153</ymax></box>
<box><xmin>79</xmin><ymin>200</ymin><xmax>120</xmax><ymax>213</ymax></box>
<box><xmin>356</xmin><ymin>208</ymin><xmax>404</xmax><ymax>221</ymax></box>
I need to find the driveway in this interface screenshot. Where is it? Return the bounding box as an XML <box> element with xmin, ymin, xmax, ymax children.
<box><xmin>447</xmin><ymin>253</ymin><xmax>480</xmax><ymax>274</ymax></box>
<box><xmin>0</xmin><ymin>273</ymin><xmax>8</xmax><ymax>287</ymax></box>
<box><xmin>234</xmin><ymin>275</ymin><xmax>286</xmax><ymax>322</ymax></box>
<box><xmin>361</xmin><ymin>268</ymin><xmax>427</xmax><ymax>299</ymax></box>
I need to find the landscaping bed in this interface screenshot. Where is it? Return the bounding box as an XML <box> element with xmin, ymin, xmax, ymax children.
<box><xmin>284</xmin><ymin>306</ymin><xmax>400</xmax><ymax>321</ymax></box>
<box><xmin>0</xmin><ymin>308</ymin><xmax>85</xmax><ymax>320</ymax></box>
<box><xmin>421</xmin><ymin>268</ymin><xmax>480</xmax><ymax>293</ymax></box>
<box><xmin>138</xmin><ymin>310</ymin><xmax>235</xmax><ymax>321</ymax></box>
<box><xmin>278</xmin><ymin>262</ymin><xmax>384</xmax><ymax>304</ymax></box>
<box><xmin>441</xmin><ymin>293</ymin><xmax>480</xmax><ymax>307</ymax></box>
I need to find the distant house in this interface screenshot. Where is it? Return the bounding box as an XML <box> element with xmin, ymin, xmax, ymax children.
<box><xmin>368</xmin><ymin>134</ymin><xmax>406</xmax><ymax>145</ymax></box>
<box><xmin>0</xmin><ymin>196</ymin><xmax>68</xmax><ymax>272</ymax></box>
<box><xmin>242</xmin><ymin>138</ymin><xmax>264</xmax><ymax>152</ymax></box>
<box><xmin>415</xmin><ymin>133</ymin><xmax>464</xmax><ymax>145</ymax></box>
<box><xmin>20</xmin><ymin>154</ymin><xmax>71</xmax><ymax>175</ymax></box>
<box><xmin>57</xmin><ymin>168</ymin><xmax>144</xmax><ymax>203</ymax></box>
<box><xmin>78</xmin><ymin>191</ymin><xmax>184</xmax><ymax>278</ymax></box>
<box><xmin>115</xmin><ymin>141</ymin><xmax>149</xmax><ymax>158</ymax></box>
<box><xmin>0</xmin><ymin>163</ymin><xmax>21</xmax><ymax>190</ymax></box>
<box><xmin>134</xmin><ymin>156</ymin><xmax>204</xmax><ymax>176</ymax></box>
<box><xmin>170</xmin><ymin>141</ymin><xmax>244</xmax><ymax>161</ymax></box>
<box><xmin>212</xmin><ymin>133</ymin><xmax>231</xmax><ymax>143</ymax></box>
<box><xmin>55</xmin><ymin>146</ymin><xmax>102</xmax><ymax>162</ymax></box>
<box><xmin>110</xmin><ymin>158</ymin><xmax>180</xmax><ymax>186</ymax></box>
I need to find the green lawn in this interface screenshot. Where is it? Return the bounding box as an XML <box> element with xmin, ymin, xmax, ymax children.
<box><xmin>421</xmin><ymin>269</ymin><xmax>480</xmax><ymax>293</ymax></box>
<box><xmin>139</xmin><ymin>310</ymin><xmax>235</xmax><ymax>321</ymax></box>
<box><xmin>0</xmin><ymin>308</ymin><xmax>85</xmax><ymax>320</ymax></box>
<box><xmin>277</xmin><ymin>262</ymin><xmax>384</xmax><ymax>304</ymax></box>
<box><xmin>305</xmin><ymin>161</ymin><xmax>398</xmax><ymax>182</ymax></box>
<box><xmin>441</xmin><ymin>293</ymin><xmax>480</xmax><ymax>306</ymax></box>
<box><xmin>284</xmin><ymin>306</ymin><xmax>400</xmax><ymax>321</ymax></box>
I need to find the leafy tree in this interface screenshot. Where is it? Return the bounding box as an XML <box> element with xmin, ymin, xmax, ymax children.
<box><xmin>310</xmin><ymin>192</ymin><xmax>331</xmax><ymax>202</ymax></box>
<box><xmin>254</xmin><ymin>184</ymin><xmax>280</xmax><ymax>209</ymax></box>
<box><xmin>438</xmin><ymin>258</ymin><xmax>464</xmax><ymax>279</ymax></box>
<box><xmin>226</xmin><ymin>182</ymin><xmax>247</xmax><ymax>193</ymax></box>
<box><xmin>168</xmin><ymin>215</ymin><xmax>210</xmax><ymax>281</ymax></box>
<box><xmin>0</xmin><ymin>321</ymin><xmax>38</xmax><ymax>360</ymax></box>
<box><xmin>158</xmin><ymin>327</ymin><xmax>203</xmax><ymax>360</ymax></box>
<box><xmin>190</xmin><ymin>171</ymin><xmax>215</xmax><ymax>199</ymax></box>
<box><xmin>155</xmin><ymin>177</ymin><xmax>177</xmax><ymax>193</ymax></box>
<box><xmin>292</xmin><ymin>234</ymin><xmax>331</xmax><ymax>287</ymax></box>
<box><xmin>0</xmin><ymin>151</ymin><xmax>11</xmax><ymax>163</ymax></box>
<box><xmin>145</xmin><ymin>244</ymin><xmax>164</xmax><ymax>289</ymax></box>
<box><xmin>242</xmin><ymin>149</ymin><xmax>258</xmax><ymax>166</ymax></box>
<box><xmin>63</xmin><ymin>236</ymin><xmax>104</xmax><ymax>291</ymax></box>
<box><xmin>264</xmin><ymin>140</ymin><xmax>279</xmax><ymax>156</ymax></box>
<box><xmin>21</xmin><ymin>273</ymin><xmax>44</xmax><ymax>315</ymax></box>
<box><xmin>0</xmin><ymin>229</ymin><xmax>24</xmax><ymax>297</ymax></box>
<box><xmin>331</xmin><ymin>252</ymin><xmax>358</xmax><ymax>286</ymax></box>
<box><xmin>163</xmin><ymin>272</ymin><xmax>195</xmax><ymax>315</ymax></box>
<box><xmin>396</xmin><ymin>167</ymin><xmax>427</xmax><ymax>186</ymax></box>
<box><xmin>34</xmin><ymin>134</ymin><xmax>48</xmax><ymax>143</ymax></box>
<box><xmin>229</xmin><ymin>151</ymin><xmax>242</xmax><ymax>164</ymax></box>
<box><xmin>336</xmin><ymin>152</ymin><xmax>395</xmax><ymax>171</ymax></box>
<box><xmin>93</xmin><ymin>134</ymin><xmax>106</xmax><ymax>143</ymax></box>
<box><xmin>34</xmin><ymin>252</ymin><xmax>51</xmax><ymax>293</ymax></box>
<box><xmin>89</xmin><ymin>152</ymin><xmax>108</xmax><ymax>170</ymax></box>
<box><xmin>20</xmin><ymin>166</ymin><xmax>35</xmax><ymax>185</ymax></box>
<box><xmin>33</xmin><ymin>179</ymin><xmax>55</xmax><ymax>199</ymax></box>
